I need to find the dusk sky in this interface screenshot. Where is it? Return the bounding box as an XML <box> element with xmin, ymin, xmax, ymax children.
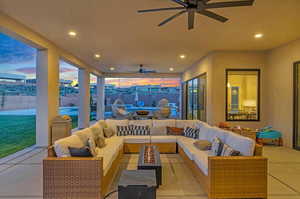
<box><xmin>0</xmin><ymin>32</ymin><xmax>179</xmax><ymax>87</ymax></box>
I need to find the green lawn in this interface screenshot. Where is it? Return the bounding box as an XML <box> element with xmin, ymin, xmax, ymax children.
<box><xmin>0</xmin><ymin>115</ymin><xmax>78</xmax><ymax>159</ymax></box>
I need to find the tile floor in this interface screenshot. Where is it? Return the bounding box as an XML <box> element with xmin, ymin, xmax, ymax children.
<box><xmin>0</xmin><ymin>146</ymin><xmax>299</xmax><ymax>199</ymax></box>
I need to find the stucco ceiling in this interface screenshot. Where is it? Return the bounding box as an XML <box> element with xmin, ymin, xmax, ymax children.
<box><xmin>1</xmin><ymin>0</ymin><xmax>300</xmax><ymax>73</ymax></box>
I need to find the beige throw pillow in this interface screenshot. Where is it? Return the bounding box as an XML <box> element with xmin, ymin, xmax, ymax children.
<box><xmin>193</xmin><ymin>140</ymin><xmax>212</xmax><ymax>151</ymax></box>
<box><xmin>95</xmin><ymin>136</ymin><xmax>106</xmax><ymax>148</ymax></box>
<box><xmin>104</xmin><ymin>127</ymin><xmax>114</xmax><ymax>138</ymax></box>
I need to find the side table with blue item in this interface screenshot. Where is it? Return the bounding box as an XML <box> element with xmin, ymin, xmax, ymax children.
<box><xmin>256</xmin><ymin>126</ymin><xmax>283</xmax><ymax>146</ymax></box>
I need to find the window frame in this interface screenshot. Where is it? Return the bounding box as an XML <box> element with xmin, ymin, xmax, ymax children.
<box><xmin>225</xmin><ymin>68</ymin><xmax>261</xmax><ymax>122</ymax></box>
<box><xmin>185</xmin><ymin>73</ymin><xmax>207</xmax><ymax>120</ymax></box>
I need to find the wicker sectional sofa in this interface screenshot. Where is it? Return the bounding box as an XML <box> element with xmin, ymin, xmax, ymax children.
<box><xmin>44</xmin><ymin>119</ymin><xmax>267</xmax><ymax>199</ymax></box>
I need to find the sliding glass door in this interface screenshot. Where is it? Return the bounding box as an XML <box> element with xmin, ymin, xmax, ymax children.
<box><xmin>294</xmin><ymin>62</ymin><xmax>300</xmax><ymax>150</ymax></box>
<box><xmin>186</xmin><ymin>74</ymin><xmax>207</xmax><ymax>121</ymax></box>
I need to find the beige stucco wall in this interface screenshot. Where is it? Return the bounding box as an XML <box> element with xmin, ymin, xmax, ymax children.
<box><xmin>265</xmin><ymin>39</ymin><xmax>300</xmax><ymax>147</ymax></box>
<box><xmin>183</xmin><ymin>51</ymin><xmax>267</xmax><ymax>129</ymax></box>
<box><xmin>182</xmin><ymin>54</ymin><xmax>214</xmax><ymax>123</ymax></box>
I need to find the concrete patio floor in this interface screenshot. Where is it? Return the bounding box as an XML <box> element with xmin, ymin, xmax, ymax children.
<box><xmin>0</xmin><ymin>146</ymin><xmax>300</xmax><ymax>199</ymax></box>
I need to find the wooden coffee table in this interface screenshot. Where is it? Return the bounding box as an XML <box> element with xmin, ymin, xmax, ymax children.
<box><xmin>137</xmin><ymin>145</ymin><xmax>162</xmax><ymax>187</ymax></box>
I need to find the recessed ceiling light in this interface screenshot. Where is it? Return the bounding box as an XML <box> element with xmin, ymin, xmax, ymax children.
<box><xmin>94</xmin><ymin>54</ymin><xmax>101</xmax><ymax>59</ymax></box>
<box><xmin>254</xmin><ymin>33</ymin><xmax>263</xmax><ymax>39</ymax></box>
<box><xmin>169</xmin><ymin>67</ymin><xmax>174</xmax><ymax>71</ymax></box>
<box><xmin>68</xmin><ymin>31</ymin><xmax>77</xmax><ymax>37</ymax></box>
<box><xmin>179</xmin><ymin>54</ymin><xmax>186</xmax><ymax>59</ymax></box>
<box><xmin>109</xmin><ymin>67</ymin><xmax>115</xmax><ymax>71</ymax></box>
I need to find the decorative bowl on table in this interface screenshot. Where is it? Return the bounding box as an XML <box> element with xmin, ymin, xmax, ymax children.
<box><xmin>136</xmin><ymin>110</ymin><xmax>149</xmax><ymax>116</ymax></box>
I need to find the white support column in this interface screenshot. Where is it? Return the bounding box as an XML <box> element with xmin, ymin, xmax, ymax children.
<box><xmin>96</xmin><ymin>76</ymin><xmax>105</xmax><ymax>120</ymax></box>
<box><xmin>36</xmin><ymin>49</ymin><xmax>59</xmax><ymax>147</ymax></box>
<box><xmin>78</xmin><ymin>69</ymin><xmax>90</xmax><ymax>129</ymax></box>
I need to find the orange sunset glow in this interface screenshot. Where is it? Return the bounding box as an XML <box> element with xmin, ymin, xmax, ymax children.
<box><xmin>105</xmin><ymin>78</ymin><xmax>180</xmax><ymax>88</ymax></box>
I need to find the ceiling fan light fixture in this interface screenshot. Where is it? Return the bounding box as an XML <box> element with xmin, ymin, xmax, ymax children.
<box><xmin>254</xmin><ymin>33</ymin><xmax>263</xmax><ymax>39</ymax></box>
<box><xmin>109</xmin><ymin>67</ymin><xmax>115</xmax><ymax>71</ymax></box>
<box><xmin>68</xmin><ymin>31</ymin><xmax>77</xmax><ymax>37</ymax></box>
<box><xmin>179</xmin><ymin>54</ymin><xmax>186</xmax><ymax>59</ymax></box>
<box><xmin>94</xmin><ymin>54</ymin><xmax>101</xmax><ymax>59</ymax></box>
<box><xmin>169</xmin><ymin>67</ymin><xmax>174</xmax><ymax>71</ymax></box>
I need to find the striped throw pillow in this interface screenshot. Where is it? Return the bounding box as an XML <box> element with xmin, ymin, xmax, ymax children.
<box><xmin>132</xmin><ymin>125</ymin><xmax>150</xmax><ymax>135</ymax></box>
<box><xmin>184</xmin><ymin>127</ymin><xmax>200</xmax><ymax>139</ymax></box>
<box><xmin>221</xmin><ymin>144</ymin><xmax>240</xmax><ymax>156</ymax></box>
<box><xmin>211</xmin><ymin>137</ymin><xmax>224</xmax><ymax>156</ymax></box>
<box><xmin>116</xmin><ymin>125</ymin><xmax>132</xmax><ymax>136</ymax></box>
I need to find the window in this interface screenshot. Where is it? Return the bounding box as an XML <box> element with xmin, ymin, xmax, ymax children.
<box><xmin>59</xmin><ymin>60</ymin><xmax>79</xmax><ymax>128</ymax></box>
<box><xmin>104</xmin><ymin>78</ymin><xmax>181</xmax><ymax>119</ymax></box>
<box><xmin>0</xmin><ymin>32</ymin><xmax>37</xmax><ymax>158</ymax></box>
<box><xmin>226</xmin><ymin>69</ymin><xmax>260</xmax><ymax>121</ymax></box>
<box><xmin>186</xmin><ymin>74</ymin><xmax>207</xmax><ymax>121</ymax></box>
<box><xmin>90</xmin><ymin>74</ymin><xmax>97</xmax><ymax>121</ymax></box>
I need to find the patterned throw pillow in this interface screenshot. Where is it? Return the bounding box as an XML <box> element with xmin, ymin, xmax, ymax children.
<box><xmin>116</xmin><ymin>125</ymin><xmax>132</xmax><ymax>136</ymax></box>
<box><xmin>132</xmin><ymin>125</ymin><xmax>150</xmax><ymax>135</ymax></box>
<box><xmin>211</xmin><ymin>137</ymin><xmax>223</xmax><ymax>156</ymax></box>
<box><xmin>221</xmin><ymin>144</ymin><xmax>240</xmax><ymax>156</ymax></box>
<box><xmin>193</xmin><ymin>140</ymin><xmax>212</xmax><ymax>151</ymax></box>
<box><xmin>184</xmin><ymin>127</ymin><xmax>200</xmax><ymax>139</ymax></box>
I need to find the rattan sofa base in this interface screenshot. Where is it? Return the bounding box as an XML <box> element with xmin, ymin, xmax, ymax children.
<box><xmin>178</xmin><ymin>146</ymin><xmax>268</xmax><ymax>199</ymax></box>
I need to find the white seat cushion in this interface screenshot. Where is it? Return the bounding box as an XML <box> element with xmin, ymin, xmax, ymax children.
<box><xmin>96</xmin><ymin>136</ymin><xmax>124</xmax><ymax>176</ymax></box>
<box><xmin>129</xmin><ymin>120</ymin><xmax>153</xmax><ymax>127</ymax></box>
<box><xmin>193</xmin><ymin>150</ymin><xmax>214</xmax><ymax>176</ymax></box>
<box><xmin>54</xmin><ymin>135</ymin><xmax>84</xmax><ymax>157</ymax></box>
<box><xmin>224</xmin><ymin>132</ymin><xmax>255</xmax><ymax>156</ymax></box>
<box><xmin>150</xmin><ymin>136</ymin><xmax>177</xmax><ymax>143</ymax></box>
<box><xmin>152</xmin><ymin>119</ymin><xmax>175</xmax><ymax>128</ymax></box>
<box><xmin>123</xmin><ymin>136</ymin><xmax>151</xmax><ymax>143</ymax></box>
<box><xmin>177</xmin><ymin>136</ymin><xmax>198</xmax><ymax>160</ymax></box>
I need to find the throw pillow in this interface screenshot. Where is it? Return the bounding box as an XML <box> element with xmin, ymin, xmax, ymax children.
<box><xmin>211</xmin><ymin>137</ymin><xmax>223</xmax><ymax>156</ymax></box>
<box><xmin>87</xmin><ymin>138</ymin><xmax>97</xmax><ymax>157</ymax></box>
<box><xmin>221</xmin><ymin>144</ymin><xmax>240</xmax><ymax>156</ymax></box>
<box><xmin>193</xmin><ymin>140</ymin><xmax>212</xmax><ymax>151</ymax></box>
<box><xmin>103</xmin><ymin>127</ymin><xmax>114</xmax><ymax>138</ymax></box>
<box><xmin>95</xmin><ymin>136</ymin><xmax>106</xmax><ymax>148</ymax></box>
<box><xmin>117</xmin><ymin>125</ymin><xmax>132</xmax><ymax>136</ymax></box>
<box><xmin>68</xmin><ymin>146</ymin><xmax>93</xmax><ymax>157</ymax></box>
<box><xmin>167</xmin><ymin>127</ymin><xmax>184</xmax><ymax>136</ymax></box>
<box><xmin>184</xmin><ymin>127</ymin><xmax>200</xmax><ymax>139</ymax></box>
<box><xmin>132</xmin><ymin>125</ymin><xmax>150</xmax><ymax>135</ymax></box>
<box><xmin>150</xmin><ymin>126</ymin><xmax>167</xmax><ymax>136</ymax></box>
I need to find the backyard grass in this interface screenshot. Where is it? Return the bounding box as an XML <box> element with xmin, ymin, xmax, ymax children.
<box><xmin>0</xmin><ymin>115</ymin><xmax>78</xmax><ymax>159</ymax></box>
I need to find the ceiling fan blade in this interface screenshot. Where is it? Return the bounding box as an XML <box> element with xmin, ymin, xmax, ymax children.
<box><xmin>205</xmin><ymin>0</ymin><xmax>254</xmax><ymax>9</ymax></box>
<box><xmin>188</xmin><ymin>9</ymin><xmax>195</xmax><ymax>30</ymax></box>
<box><xmin>158</xmin><ymin>10</ymin><xmax>187</xmax><ymax>27</ymax></box>
<box><xmin>198</xmin><ymin>10</ymin><xmax>228</xmax><ymax>22</ymax></box>
<box><xmin>138</xmin><ymin>7</ymin><xmax>185</xmax><ymax>13</ymax></box>
<box><xmin>170</xmin><ymin>0</ymin><xmax>188</xmax><ymax>7</ymax></box>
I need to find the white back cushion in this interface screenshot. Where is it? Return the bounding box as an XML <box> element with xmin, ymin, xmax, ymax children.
<box><xmin>153</xmin><ymin>119</ymin><xmax>175</xmax><ymax>128</ymax></box>
<box><xmin>54</xmin><ymin>135</ymin><xmax>84</xmax><ymax>157</ymax></box>
<box><xmin>225</xmin><ymin>132</ymin><xmax>255</xmax><ymax>156</ymax></box>
<box><xmin>105</xmin><ymin>119</ymin><xmax>129</xmax><ymax>134</ymax></box>
<box><xmin>129</xmin><ymin>120</ymin><xmax>153</xmax><ymax>127</ymax></box>
<box><xmin>207</xmin><ymin>127</ymin><xmax>228</xmax><ymax>142</ymax></box>
<box><xmin>198</xmin><ymin>123</ymin><xmax>213</xmax><ymax>141</ymax></box>
<box><xmin>74</xmin><ymin>128</ymin><xmax>94</xmax><ymax>144</ymax></box>
<box><xmin>176</xmin><ymin>120</ymin><xmax>199</xmax><ymax>128</ymax></box>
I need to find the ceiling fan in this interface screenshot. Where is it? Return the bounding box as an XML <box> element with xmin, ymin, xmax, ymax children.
<box><xmin>137</xmin><ymin>0</ymin><xmax>255</xmax><ymax>30</ymax></box>
<box><xmin>133</xmin><ymin>64</ymin><xmax>157</xmax><ymax>73</ymax></box>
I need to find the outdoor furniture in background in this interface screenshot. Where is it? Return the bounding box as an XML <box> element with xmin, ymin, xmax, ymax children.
<box><xmin>112</xmin><ymin>98</ymin><xmax>133</xmax><ymax>119</ymax></box>
<box><xmin>153</xmin><ymin>98</ymin><xmax>171</xmax><ymax>119</ymax></box>
<box><xmin>257</xmin><ymin>127</ymin><xmax>283</xmax><ymax>146</ymax></box>
<box><xmin>50</xmin><ymin>115</ymin><xmax>72</xmax><ymax>146</ymax></box>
